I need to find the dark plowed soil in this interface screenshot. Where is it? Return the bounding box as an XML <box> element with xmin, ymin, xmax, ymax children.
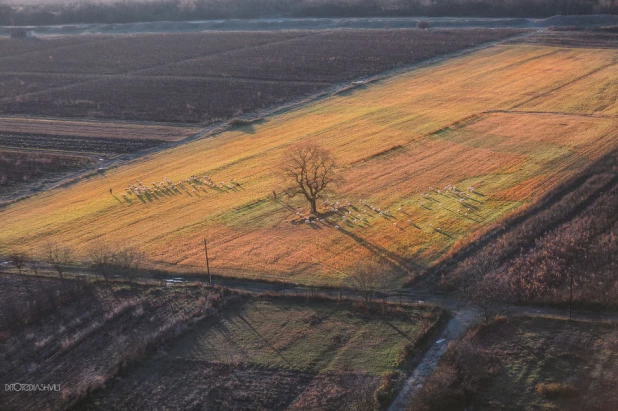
<box><xmin>0</xmin><ymin>131</ymin><xmax>163</xmax><ymax>153</ymax></box>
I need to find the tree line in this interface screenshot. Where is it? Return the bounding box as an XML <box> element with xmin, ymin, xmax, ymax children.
<box><xmin>1</xmin><ymin>0</ymin><xmax>617</xmax><ymax>27</ymax></box>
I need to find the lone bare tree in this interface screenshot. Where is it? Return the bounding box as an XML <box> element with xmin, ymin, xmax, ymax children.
<box><xmin>280</xmin><ymin>142</ymin><xmax>339</xmax><ymax>215</ymax></box>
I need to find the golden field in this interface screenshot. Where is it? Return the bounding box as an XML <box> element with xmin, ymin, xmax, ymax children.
<box><xmin>1</xmin><ymin>44</ymin><xmax>617</xmax><ymax>286</ymax></box>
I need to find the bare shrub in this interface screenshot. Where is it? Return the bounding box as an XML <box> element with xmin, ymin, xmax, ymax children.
<box><xmin>417</xmin><ymin>20</ymin><xmax>431</xmax><ymax>29</ymax></box>
<box><xmin>45</xmin><ymin>242</ymin><xmax>74</xmax><ymax>282</ymax></box>
<box><xmin>535</xmin><ymin>382</ymin><xmax>577</xmax><ymax>398</ymax></box>
<box><xmin>410</xmin><ymin>334</ymin><xmax>497</xmax><ymax>411</ymax></box>
<box><xmin>374</xmin><ymin>370</ymin><xmax>404</xmax><ymax>408</ymax></box>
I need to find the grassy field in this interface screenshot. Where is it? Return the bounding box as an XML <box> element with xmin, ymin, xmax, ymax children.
<box><xmin>1</xmin><ymin>43</ymin><xmax>618</xmax><ymax>285</ymax></box>
<box><xmin>411</xmin><ymin>316</ymin><xmax>618</xmax><ymax>411</ymax></box>
<box><xmin>427</xmin><ymin>144</ymin><xmax>618</xmax><ymax>307</ymax></box>
<box><xmin>80</xmin><ymin>297</ymin><xmax>443</xmax><ymax>410</ymax></box>
<box><xmin>171</xmin><ymin>298</ymin><xmax>437</xmax><ymax>375</ymax></box>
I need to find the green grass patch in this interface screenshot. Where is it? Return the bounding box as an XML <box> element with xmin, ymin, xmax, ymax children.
<box><xmin>170</xmin><ymin>297</ymin><xmax>442</xmax><ymax>376</ymax></box>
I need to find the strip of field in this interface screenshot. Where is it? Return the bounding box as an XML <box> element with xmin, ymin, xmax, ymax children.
<box><xmin>426</xmin><ymin>145</ymin><xmax>618</xmax><ymax>307</ymax></box>
<box><xmin>80</xmin><ymin>297</ymin><xmax>443</xmax><ymax>411</ymax></box>
<box><xmin>0</xmin><ymin>32</ymin><xmax>307</xmax><ymax>75</ymax></box>
<box><xmin>143</xmin><ymin>29</ymin><xmax>520</xmax><ymax>82</ymax></box>
<box><xmin>514</xmin><ymin>63</ymin><xmax>618</xmax><ymax>115</ymax></box>
<box><xmin>0</xmin><ymin>29</ymin><xmax>524</xmax><ymax>124</ymax></box>
<box><xmin>0</xmin><ymin>76</ymin><xmax>324</xmax><ymax>123</ymax></box>
<box><xmin>0</xmin><ymin>35</ymin><xmax>99</xmax><ymax>59</ymax></box>
<box><xmin>0</xmin><ymin>149</ymin><xmax>94</xmax><ymax>196</ymax></box>
<box><xmin>0</xmin><ymin>118</ymin><xmax>199</xmax><ymax>197</ymax></box>
<box><xmin>1</xmin><ymin>44</ymin><xmax>617</xmax><ymax>285</ymax></box>
<box><xmin>509</xmin><ymin>30</ymin><xmax>618</xmax><ymax>49</ymax></box>
<box><xmin>0</xmin><ymin>73</ymin><xmax>79</xmax><ymax>99</ymax></box>
<box><xmin>0</xmin><ymin>117</ymin><xmax>201</xmax><ymax>143</ymax></box>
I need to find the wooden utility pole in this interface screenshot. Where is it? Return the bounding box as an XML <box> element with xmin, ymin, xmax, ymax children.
<box><xmin>569</xmin><ymin>268</ymin><xmax>574</xmax><ymax>320</ymax></box>
<box><xmin>204</xmin><ymin>238</ymin><xmax>212</xmax><ymax>286</ymax></box>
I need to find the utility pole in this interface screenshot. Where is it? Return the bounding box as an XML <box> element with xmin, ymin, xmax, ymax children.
<box><xmin>569</xmin><ymin>268</ymin><xmax>574</xmax><ymax>320</ymax></box>
<box><xmin>204</xmin><ymin>238</ymin><xmax>212</xmax><ymax>286</ymax></box>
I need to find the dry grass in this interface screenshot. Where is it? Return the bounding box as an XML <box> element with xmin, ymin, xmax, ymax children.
<box><xmin>77</xmin><ymin>296</ymin><xmax>441</xmax><ymax>411</ymax></box>
<box><xmin>411</xmin><ymin>317</ymin><xmax>618</xmax><ymax>411</ymax></box>
<box><xmin>0</xmin><ymin>274</ymin><xmax>219</xmax><ymax>411</ymax></box>
<box><xmin>1</xmin><ymin>44</ymin><xmax>617</xmax><ymax>286</ymax></box>
<box><xmin>0</xmin><ymin>149</ymin><xmax>94</xmax><ymax>196</ymax></box>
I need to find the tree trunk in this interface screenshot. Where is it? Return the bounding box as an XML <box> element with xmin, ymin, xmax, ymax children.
<box><xmin>310</xmin><ymin>198</ymin><xmax>317</xmax><ymax>215</ymax></box>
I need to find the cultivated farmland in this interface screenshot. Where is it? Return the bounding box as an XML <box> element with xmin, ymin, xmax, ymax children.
<box><xmin>0</xmin><ymin>117</ymin><xmax>201</xmax><ymax>152</ymax></box>
<box><xmin>1</xmin><ymin>40</ymin><xmax>617</xmax><ymax>286</ymax></box>
<box><xmin>0</xmin><ymin>29</ymin><xmax>524</xmax><ymax>123</ymax></box>
<box><xmin>0</xmin><ymin>117</ymin><xmax>200</xmax><ymax>197</ymax></box>
<box><xmin>0</xmin><ymin>150</ymin><xmax>94</xmax><ymax>197</ymax></box>
<box><xmin>0</xmin><ymin>28</ymin><xmax>523</xmax><ymax>199</ymax></box>
<box><xmin>0</xmin><ymin>274</ymin><xmax>222</xmax><ymax>411</ymax></box>
<box><xmin>79</xmin><ymin>297</ymin><xmax>443</xmax><ymax>411</ymax></box>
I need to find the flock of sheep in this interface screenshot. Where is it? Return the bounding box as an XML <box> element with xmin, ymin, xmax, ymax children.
<box><xmin>291</xmin><ymin>184</ymin><xmax>480</xmax><ymax>234</ymax></box>
<box><xmin>119</xmin><ymin>174</ymin><xmax>240</xmax><ymax>201</ymax></box>
<box><xmin>116</xmin><ymin>174</ymin><xmax>480</xmax><ymax>237</ymax></box>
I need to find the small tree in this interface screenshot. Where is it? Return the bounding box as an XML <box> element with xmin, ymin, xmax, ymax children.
<box><xmin>28</xmin><ymin>258</ymin><xmax>42</xmax><ymax>285</ymax></box>
<box><xmin>9</xmin><ymin>252</ymin><xmax>28</xmax><ymax>275</ymax></box>
<box><xmin>115</xmin><ymin>244</ymin><xmax>145</xmax><ymax>291</ymax></box>
<box><xmin>417</xmin><ymin>20</ymin><xmax>430</xmax><ymax>29</ymax></box>
<box><xmin>465</xmin><ymin>254</ymin><xmax>503</xmax><ymax>323</ymax></box>
<box><xmin>280</xmin><ymin>142</ymin><xmax>339</xmax><ymax>215</ymax></box>
<box><xmin>350</xmin><ymin>260</ymin><xmax>386</xmax><ymax>308</ymax></box>
<box><xmin>45</xmin><ymin>243</ymin><xmax>74</xmax><ymax>283</ymax></box>
<box><xmin>87</xmin><ymin>240</ymin><xmax>115</xmax><ymax>284</ymax></box>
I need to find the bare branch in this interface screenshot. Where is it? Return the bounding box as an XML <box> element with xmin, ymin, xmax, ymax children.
<box><xmin>279</xmin><ymin>142</ymin><xmax>341</xmax><ymax>214</ymax></box>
